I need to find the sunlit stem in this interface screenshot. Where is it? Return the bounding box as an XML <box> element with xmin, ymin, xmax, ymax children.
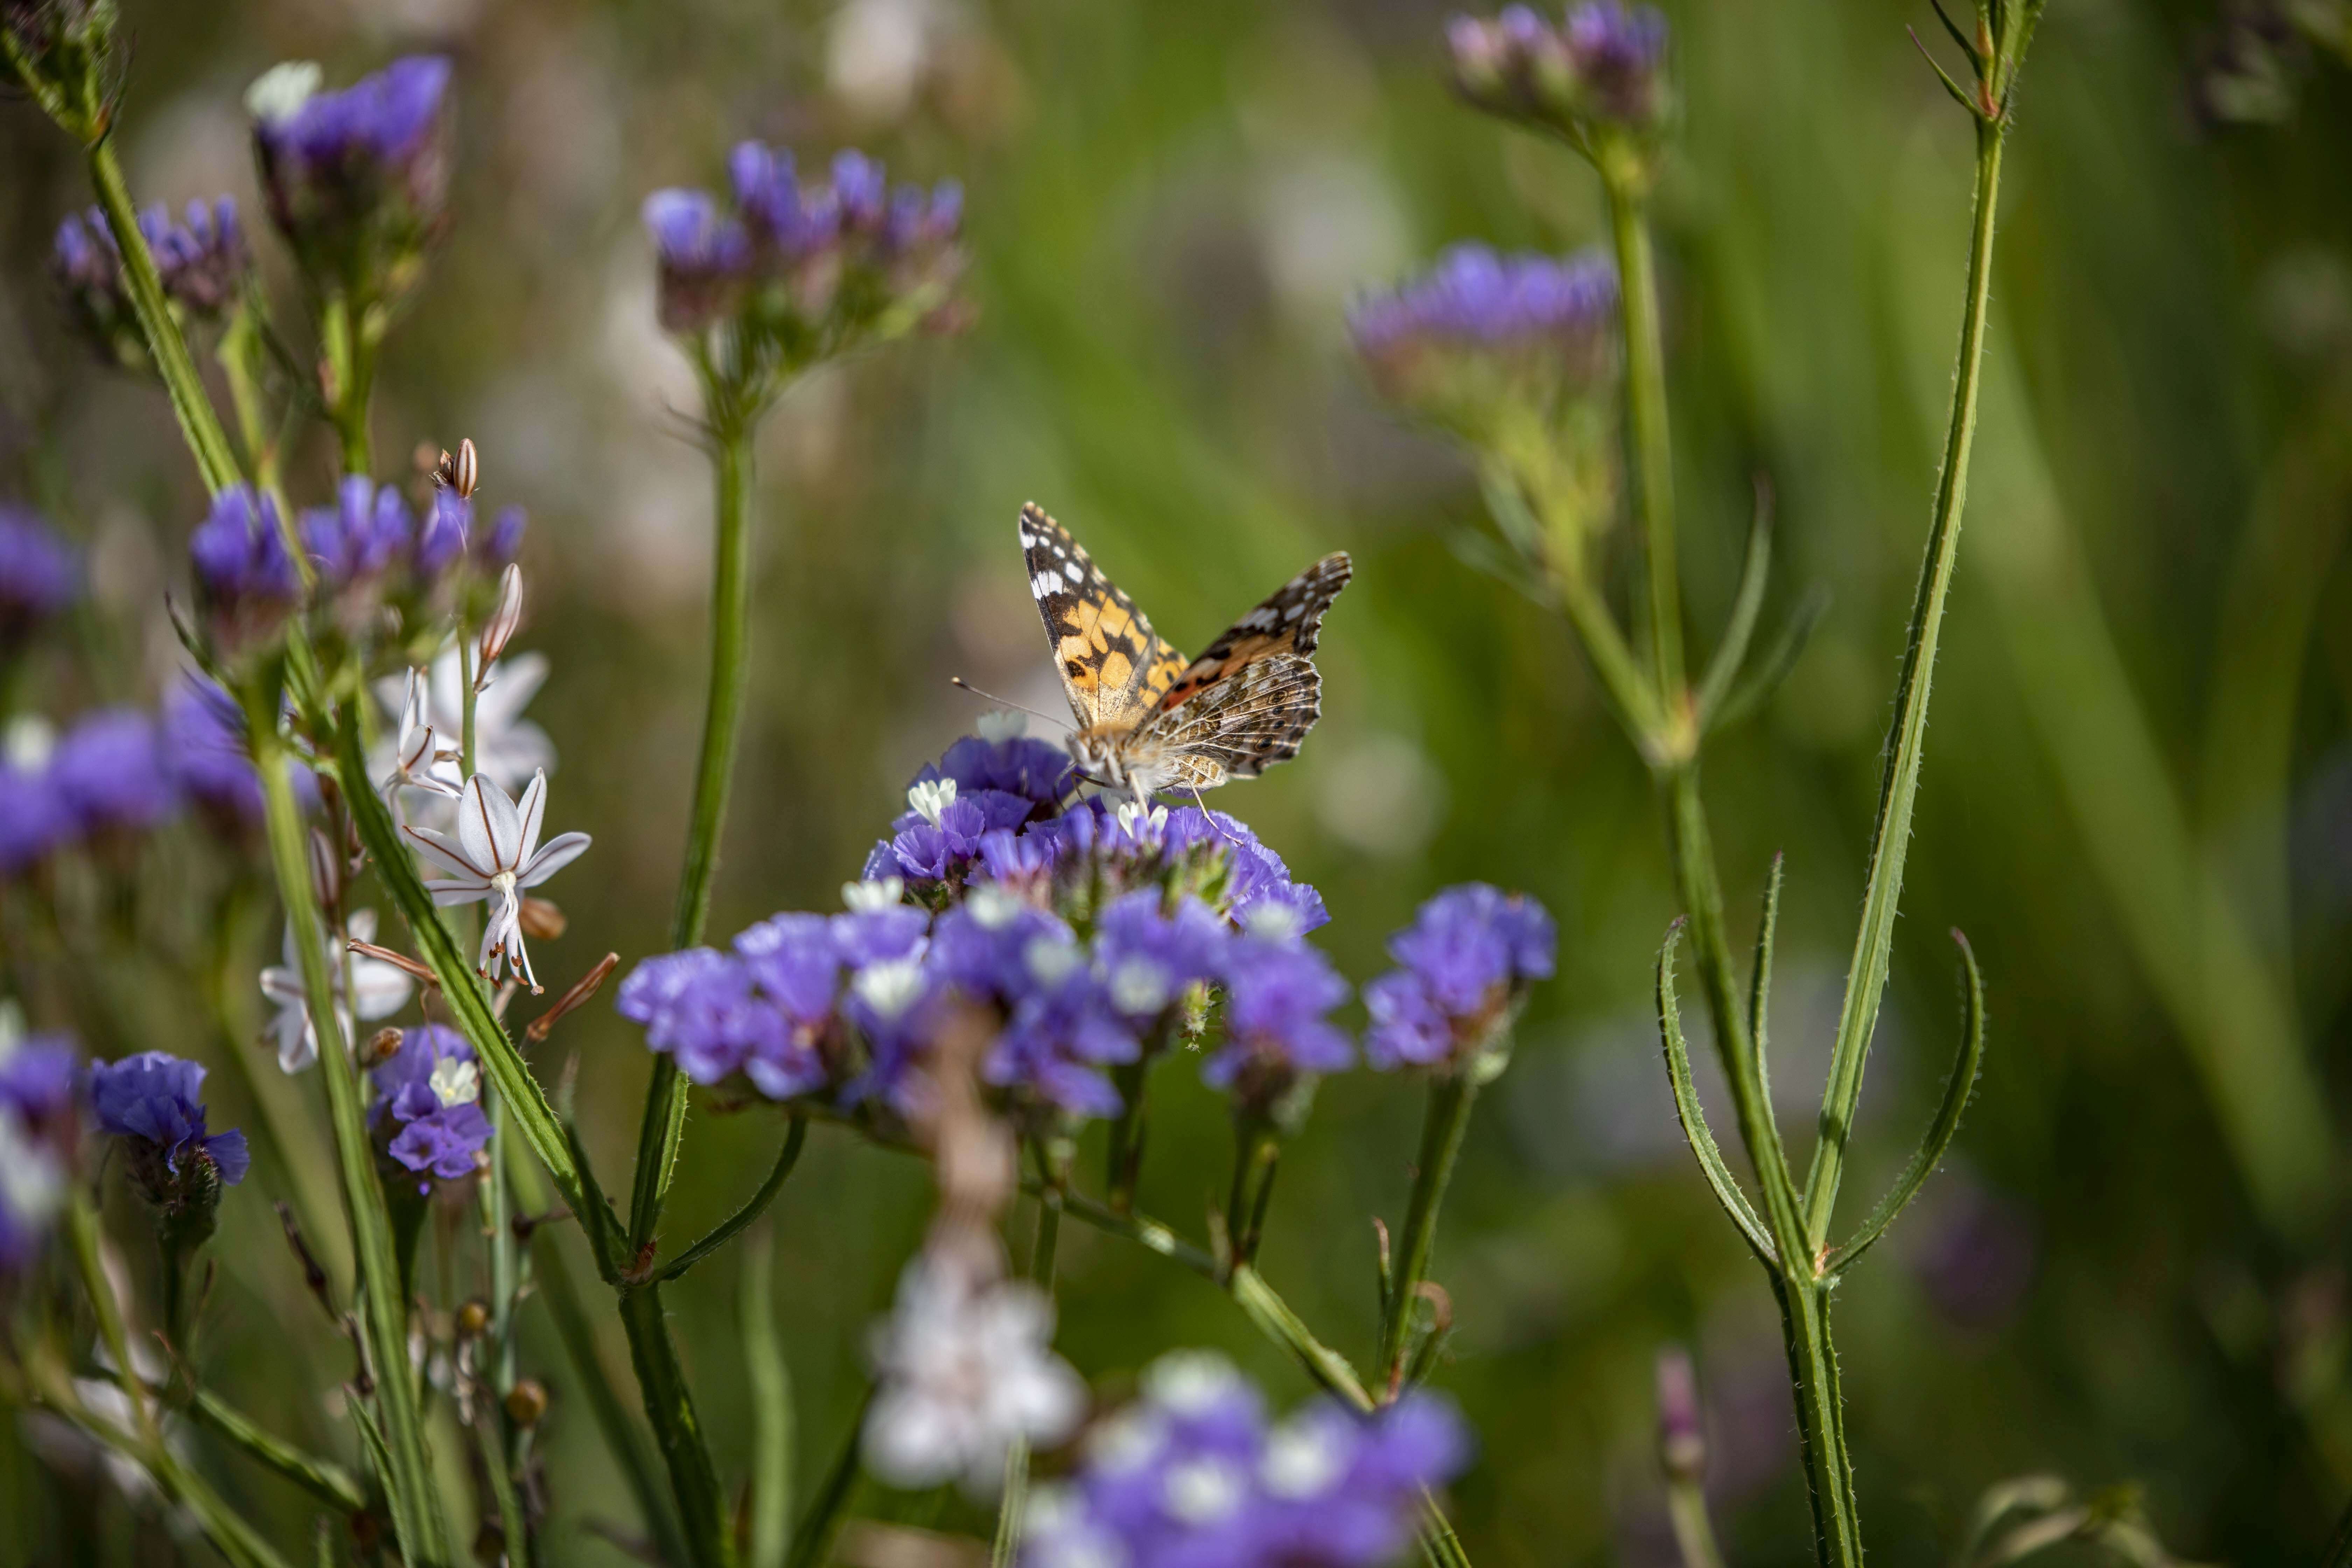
<box><xmin>86</xmin><ymin>140</ymin><xmax>241</xmax><ymax>495</ymax></box>
<box><xmin>1376</xmin><ymin>1066</ymin><xmax>1481</xmax><ymax>1398</ymax></box>
<box><xmin>1600</xmin><ymin>154</ymin><xmax>1685</xmax><ymax>708</ymax></box>
<box><xmin>1801</xmin><ymin>118</ymin><xmax>2007</xmax><ymax>1248</ymax></box>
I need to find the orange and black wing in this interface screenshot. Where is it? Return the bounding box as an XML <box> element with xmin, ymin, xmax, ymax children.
<box><xmin>1154</xmin><ymin>552</ymin><xmax>1352</xmax><ymax>715</ymax></box>
<box><xmin>1019</xmin><ymin>502</ymin><xmax>1188</xmax><ymax>732</ymax></box>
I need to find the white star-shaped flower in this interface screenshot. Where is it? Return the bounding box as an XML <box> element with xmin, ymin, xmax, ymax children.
<box><xmin>258</xmin><ymin>909</ymin><xmax>415</xmax><ymax>1073</ymax></box>
<box><xmin>380</xmin><ymin>668</ymin><xmax>463</xmax><ymax>807</ymax></box>
<box><xmin>402</xmin><ymin>771</ymin><xmax>590</xmax><ymax>994</ymax></box>
<box><xmin>369</xmin><ymin>640</ymin><xmax>555</xmax><ymax>829</ymax></box>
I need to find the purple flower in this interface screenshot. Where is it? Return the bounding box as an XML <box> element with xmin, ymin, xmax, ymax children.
<box><xmin>617</xmin><ymin>948</ymin><xmax>781</xmax><ymax>1087</ymax></box>
<box><xmin>49</xmin><ymin>709</ymin><xmax>178</xmax><ymax>836</ymax></box>
<box><xmin>644</xmin><ymin>188</ymin><xmax>752</xmax><ymax>333</ymax></box>
<box><xmin>370</xmin><ymin>1025</ymin><xmax>491</xmax><ymax>1186</ymax></box>
<box><xmin>413</xmin><ymin>488</ymin><xmax>470</xmax><ymax>580</ymax></box>
<box><xmin>0</xmin><ymin>505</ymin><xmax>78</xmax><ymax>644</ymax></box>
<box><xmin>1206</xmin><ymin>936</ymin><xmax>1353</xmax><ymax>1104</ymax></box>
<box><xmin>1363</xmin><ymin>884</ymin><xmax>1554</xmax><ymax>1070</ymax></box>
<box><xmin>251</xmin><ymin>56</ymin><xmax>453</xmax><ymax>288</ymax></box>
<box><xmin>1446</xmin><ymin>2</ymin><xmax>1668</xmax><ymax>133</ymax></box>
<box><xmin>162</xmin><ymin>674</ymin><xmax>259</xmax><ymax>826</ymax></box>
<box><xmin>735</xmin><ymin>914</ymin><xmax>841</xmax><ymax>1098</ymax></box>
<box><xmin>929</xmin><ymin>892</ymin><xmax>1139</xmax><ymax>1115</ymax></box>
<box><xmin>141</xmin><ymin>197</ymin><xmax>247</xmax><ymax>316</ymax></box>
<box><xmin>1023</xmin><ymin>1351</ymin><xmax>1468</xmax><ymax>1568</ymax></box>
<box><xmin>472</xmin><ymin>504</ymin><xmax>526</xmax><ymax>568</ymax></box>
<box><xmin>89</xmin><ymin>1050</ymin><xmax>250</xmax><ymax>1194</ymax></box>
<box><xmin>1096</xmin><ymin>891</ymin><xmax>1228</xmax><ymax>1022</ymax></box>
<box><xmin>925</xmin><ymin>734</ymin><xmax>1076</xmax><ymax>811</ymax></box>
<box><xmin>0</xmin><ymin>761</ymin><xmax>67</xmax><ymax>876</ymax></box>
<box><xmin>303</xmin><ymin>474</ymin><xmax>412</xmax><ymax>589</ymax></box>
<box><xmin>1351</xmin><ymin>244</ymin><xmax>1618</xmax><ymax>432</ymax></box>
<box><xmin>0</xmin><ymin>1034</ymin><xmax>80</xmax><ymax>1135</ymax></box>
<box><xmin>190</xmin><ymin>485</ymin><xmax>300</xmax><ymax>653</ymax></box>
<box><xmin>832</xmin><ymin>902</ymin><xmax>931</xmax><ymax>968</ymax></box>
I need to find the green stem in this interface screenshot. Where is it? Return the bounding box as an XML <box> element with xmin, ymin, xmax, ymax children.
<box><xmin>743</xmin><ymin>1230</ymin><xmax>795</xmax><ymax>1568</ymax></box>
<box><xmin>647</xmin><ymin>1116</ymin><xmax>807</xmax><ymax>1287</ymax></box>
<box><xmin>217</xmin><ymin>301</ymin><xmax>275</xmax><ymax>488</ymax></box>
<box><xmin>1604</xmin><ymin>171</ymin><xmax>1685</xmax><ymax>706</ymax></box>
<box><xmin>786</xmin><ymin>1391</ymin><xmax>873</xmax><ymax>1568</ymax></box>
<box><xmin>173</xmin><ymin>1384</ymin><xmax>369</xmax><ymax>1513</ymax></box>
<box><xmin>1377</xmin><ymin>1071</ymin><xmax>1479</xmax><ymax>1397</ymax></box>
<box><xmin>253</xmin><ymin>711</ymin><xmax>454</xmax><ymax>1567</ymax></box>
<box><xmin>619</xmin><ymin>1285</ymin><xmax>736</xmax><ymax>1568</ymax></box>
<box><xmin>1224</xmin><ymin>1120</ymin><xmax>1282</xmax><ymax>1269</ymax></box>
<box><xmin>319</xmin><ymin>289</ymin><xmax>374</xmax><ymax>477</ymax></box>
<box><xmin>86</xmin><ymin>139</ymin><xmax>241</xmax><ymax>495</ymax></box>
<box><xmin>630</xmin><ymin>413</ymin><xmax>757</xmax><ymax>1245</ymax></box>
<box><xmin>1665</xmin><ymin>1478</ymin><xmax>1728</xmax><ymax>1568</ymax></box>
<box><xmin>1800</xmin><ymin>122</ymin><xmax>2007</xmax><ymax>1248</ymax></box>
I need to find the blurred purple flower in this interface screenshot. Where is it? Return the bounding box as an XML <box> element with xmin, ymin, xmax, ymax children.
<box><xmin>162</xmin><ymin>674</ymin><xmax>262</xmax><ymax>827</ymax></box>
<box><xmin>303</xmin><ymin>475</ymin><xmax>411</xmax><ymax>589</ymax></box>
<box><xmin>52</xmin><ymin>200</ymin><xmax>246</xmax><ymax>366</ymax></box>
<box><xmin>1023</xmin><ymin>1350</ymin><xmax>1467</xmax><ymax>1568</ymax></box>
<box><xmin>250</xmin><ymin>56</ymin><xmax>452</xmax><ymax>287</ymax></box>
<box><xmin>0</xmin><ymin>760</ymin><xmax>68</xmax><ymax>876</ymax></box>
<box><xmin>1351</xmin><ymin>244</ymin><xmax>1619</xmax><ymax>432</ymax></box>
<box><xmin>190</xmin><ymin>486</ymin><xmax>299</xmax><ymax>653</ymax></box>
<box><xmin>1447</xmin><ymin>2</ymin><xmax>1669</xmax><ymax>133</ymax></box>
<box><xmin>1364</xmin><ymin>884</ymin><xmax>1554</xmax><ymax>1070</ymax></box>
<box><xmin>0</xmin><ymin>505</ymin><xmax>78</xmax><ymax>644</ymax></box>
<box><xmin>0</xmin><ymin>1032</ymin><xmax>76</xmax><ymax>1276</ymax></box>
<box><xmin>370</xmin><ymin>1025</ymin><xmax>491</xmax><ymax>1186</ymax></box>
<box><xmin>49</xmin><ymin>709</ymin><xmax>178</xmax><ymax>836</ymax></box>
<box><xmin>644</xmin><ymin>188</ymin><xmax>752</xmax><ymax>333</ymax></box>
<box><xmin>471</xmin><ymin>504</ymin><xmax>525</xmax><ymax>569</ymax></box>
<box><xmin>413</xmin><ymin>488</ymin><xmax>470</xmax><ymax>581</ymax></box>
<box><xmin>1206</xmin><ymin>936</ymin><xmax>1353</xmax><ymax>1106</ymax></box>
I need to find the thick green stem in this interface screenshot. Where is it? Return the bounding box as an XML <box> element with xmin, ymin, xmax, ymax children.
<box><xmin>631</xmin><ymin>418</ymin><xmax>757</xmax><ymax>1247</ymax></box>
<box><xmin>1605</xmin><ymin>173</ymin><xmax>1685</xmax><ymax>706</ymax></box>
<box><xmin>86</xmin><ymin>140</ymin><xmax>241</xmax><ymax>495</ymax></box>
<box><xmin>1801</xmin><ymin>123</ymin><xmax>2007</xmax><ymax>1247</ymax></box>
<box><xmin>619</xmin><ymin>1284</ymin><xmax>736</xmax><ymax>1568</ymax></box>
<box><xmin>254</xmin><ymin>714</ymin><xmax>454</xmax><ymax>1566</ymax></box>
<box><xmin>1377</xmin><ymin>1071</ymin><xmax>1479</xmax><ymax>1396</ymax></box>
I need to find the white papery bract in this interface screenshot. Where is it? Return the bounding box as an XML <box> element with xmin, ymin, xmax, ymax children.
<box><xmin>403</xmin><ymin>770</ymin><xmax>590</xmax><ymax>993</ymax></box>
<box><xmin>863</xmin><ymin>1252</ymin><xmax>1085</xmax><ymax>1496</ymax></box>
<box><xmin>258</xmin><ymin>908</ymin><xmax>415</xmax><ymax>1073</ymax></box>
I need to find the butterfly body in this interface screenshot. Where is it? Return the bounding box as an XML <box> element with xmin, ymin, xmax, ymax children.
<box><xmin>1019</xmin><ymin>502</ymin><xmax>1350</xmax><ymax>804</ymax></box>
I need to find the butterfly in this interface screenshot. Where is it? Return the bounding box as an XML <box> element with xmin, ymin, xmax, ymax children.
<box><xmin>1020</xmin><ymin>501</ymin><xmax>1352</xmax><ymax>804</ymax></box>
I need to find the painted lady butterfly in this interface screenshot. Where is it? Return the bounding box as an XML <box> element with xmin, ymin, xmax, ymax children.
<box><xmin>1020</xmin><ymin>502</ymin><xmax>1352</xmax><ymax>803</ymax></box>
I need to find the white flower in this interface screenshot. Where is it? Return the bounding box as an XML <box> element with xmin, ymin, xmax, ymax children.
<box><xmin>862</xmin><ymin>1254</ymin><xmax>1085</xmax><ymax>1496</ymax></box>
<box><xmin>1260</xmin><ymin>1420</ymin><xmax>1346</xmax><ymax>1499</ymax></box>
<box><xmin>403</xmin><ymin>771</ymin><xmax>590</xmax><ymax>994</ymax></box>
<box><xmin>843</xmin><ymin>876</ymin><xmax>905</xmax><ymax>912</ymax></box>
<box><xmin>244</xmin><ymin>61</ymin><xmax>321</xmax><ymax>122</ymax></box>
<box><xmin>1114</xmin><ymin>800</ymin><xmax>1167</xmax><ymax>839</ymax></box>
<box><xmin>380</xmin><ymin>669</ymin><xmax>463</xmax><ymax>806</ymax></box>
<box><xmin>369</xmin><ymin>641</ymin><xmax>555</xmax><ymax>829</ymax></box>
<box><xmin>907</xmin><ymin>778</ymin><xmax>957</xmax><ymax>827</ymax></box>
<box><xmin>428</xmin><ymin>1056</ymin><xmax>481</xmax><ymax>1108</ymax></box>
<box><xmin>975</xmin><ymin>708</ymin><xmax>1027</xmax><ymax>742</ymax></box>
<box><xmin>258</xmin><ymin>909</ymin><xmax>414</xmax><ymax>1073</ymax></box>
<box><xmin>1162</xmin><ymin>1455</ymin><xmax>1247</xmax><ymax>1525</ymax></box>
<box><xmin>853</xmin><ymin>958</ymin><xmax>928</xmax><ymax>1019</ymax></box>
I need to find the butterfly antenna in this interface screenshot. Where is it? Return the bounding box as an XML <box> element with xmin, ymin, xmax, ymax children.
<box><xmin>948</xmin><ymin>677</ymin><xmax>1074</xmax><ymax>734</ymax></box>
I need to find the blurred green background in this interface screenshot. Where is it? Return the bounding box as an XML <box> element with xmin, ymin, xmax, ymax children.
<box><xmin>6</xmin><ymin>0</ymin><xmax>2352</xmax><ymax>1562</ymax></box>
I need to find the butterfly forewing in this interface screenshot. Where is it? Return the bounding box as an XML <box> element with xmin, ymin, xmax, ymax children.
<box><xmin>1020</xmin><ymin>502</ymin><xmax>1188</xmax><ymax>734</ymax></box>
<box><xmin>1155</xmin><ymin>552</ymin><xmax>1353</xmax><ymax>714</ymax></box>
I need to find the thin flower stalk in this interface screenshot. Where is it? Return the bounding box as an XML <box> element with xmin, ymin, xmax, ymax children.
<box><xmin>1376</xmin><ymin>1069</ymin><xmax>1479</xmax><ymax>1396</ymax></box>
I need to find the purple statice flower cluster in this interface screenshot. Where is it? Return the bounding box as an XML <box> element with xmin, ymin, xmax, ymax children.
<box><xmin>0</xmin><ymin>504</ymin><xmax>78</xmax><ymax>650</ymax></box>
<box><xmin>51</xmin><ymin>199</ymin><xmax>247</xmax><ymax>367</ymax></box>
<box><xmin>249</xmin><ymin>56</ymin><xmax>451</xmax><ymax>294</ymax></box>
<box><xmin>369</xmin><ymin>1026</ymin><xmax>491</xmax><ymax>1189</ymax></box>
<box><xmin>621</xmin><ymin>728</ymin><xmax>1353</xmax><ymax>1123</ymax></box>
<box><xmin>189</xmin><ymin>485</ymin><xmax>300</xmax><ymax>656</ymax></box>
<box><xmin>1023</xmin><ymin>1351</ymin><xmax>1469</xmax><ymax>1568</ymax></box>
<box><xmin>88</xmin><ymin>1050</ymin><xmax>249</xmax><ymax>1223</ymax></box>
<box><xmin>643</xmin><ymin>141</ymin><xmax>965</xmax><ymax>351</ymax></box>
<box><xmin>1350</xmin><ymin>244</ymin><xmax>1618</xmax><ymax>432</ymax></box>
<box><xmin>1447</xmin><ymin>2</ymin><xmax>1670</xmax><ymax>135</ymax></box>
<box><xmin>0</xmin><ymin>1031</ymin><xmax>79</xmax><ymax>1278</ymax></box>
<box><xmin>299</xmin><ymin>474</ymin><xmax>523</xmax><ymax>636</ymax></box>
<box><xmin>1364</xmin><ymin>883</ymin><xmax>1555</xmax><ymax>1071</ymax></box>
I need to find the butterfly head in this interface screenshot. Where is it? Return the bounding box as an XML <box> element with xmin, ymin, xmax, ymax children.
<box><xmin>1065</xmin><ymin>724</ymin><xmax>1130</xmax><ymax>789</ymax></box>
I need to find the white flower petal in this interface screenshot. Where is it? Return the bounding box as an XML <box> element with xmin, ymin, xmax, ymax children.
<box><xmin>518</xmin><ymin>831</ymin><xmax>590</xmax><ymax>887</ymax></box>
<box><xmin>405</xmin><ymin>824</ymin><xmax>490</xmax><ymax>879</ymax></box>
<box><xmin>459</xmin><ymin>775</ymin><xmax>522</xmax><ymax>872</ymax></box>
<box><xmin>431</xmin><ymin>881</ymin><xmax>494</xmax><ymax>907</ymax></box>
<box><xmin>516</xmin><ymin>769</ymin><xmax>548</xmax><ymax>866</ymax></box>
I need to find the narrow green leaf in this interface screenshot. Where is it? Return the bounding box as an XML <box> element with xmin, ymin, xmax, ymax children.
<box><xmin>1708</xmin><ymin>584</ymin><xmax>1829</xmax><ymax>732</ymax></box>
<box><xmin>1695</xmin><ymin>480</ymin><xmax>1775</xmax><ymax>721</ymax></box>
<box><xmin>179</xmin><ymin>1385</ymin><xmax>369</xmax><ymax>1512</ymax></box>
<box><xmin>1656</xmin><ymin>926</ymin><xmax>1778</xmax><ymax>1266</ymax></box>
<box><xmin>476</xmin><ymin>1409</ymin><xmax>532</xmax><ymax>1568</ymax></box>
<box><xmin>743</xmin><ymin>1231</ymin><xmax>794</xmax><ymax>1568</ymax></box>
<box><xmin>654</xmin><ymin>1118</ymin><xmax>807</xmax><ymax>1287</ymax></box>
<box><xmin>1747</xmin><ymin>853</ymin><xmax>1784</xmax><ymax>1111</ymax></box>
<box><xmin>1827</xmin><ymin>931</ymin><xmax>1987</xmax><ymax>1275</ymax></box>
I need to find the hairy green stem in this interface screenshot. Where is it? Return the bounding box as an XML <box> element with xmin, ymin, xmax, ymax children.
<box><xmin>620</xmin><ymin>1285</ymin><xmax>736</xmax><ymax>1567</ymax></box>
<box><xmin>1801</xmin><ymin>121</ymin><xmax>2007</xmax><ymax>1247</ymax></box>
<box><xmin>254</xmin><ymin>715</ymin><xmax>454</xmax><ymax>1566</ymax></box>
<box><xmin>319</xmin><ymin>290</ymin><xmax>374</xmax><ymax>477</ymax></box>
<box><xmin>1377</xmin><ymin>1071</ymin><xmax>1479</xmax><ymax>1397</ymax></box>
<box><xmin>86</xmin><ymin>140</ymin><xmax>241</xmax><ymax>494</ymax></box>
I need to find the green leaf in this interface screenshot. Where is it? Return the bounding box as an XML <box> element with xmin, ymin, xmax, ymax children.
<box><xmin>1827</xmin><ymin>930</ymin><xmax>1987</xmax><ymax>1275</ymax></box>
<box><xmin>743</xmin><ymin>1230</ymin><xmax>794</xmax><ymax>1568</ymax></box>
<box><xmin>1656</xmin><ymin>926</ymin><xmax>1778</xmax><ymax>1265</ymax></box>
<box><xmin>1707</xmin><ymin>584</ymin><xmax>1829</xmax><ymax>732</ymax></box>
<box><xmin>179</xmin><ymin>1386</ymin><xmax>368</xmax><ymax>1513</ymax></box>
<box><xmin>1694</xmin><ymin>479</ymin><xmax>1775</xmax><ymax>722</ymax></box>
<box><xmin>653</xmin><ymin>1118</ymin><xmax>807</xmax><ymax>1287</ymax></box>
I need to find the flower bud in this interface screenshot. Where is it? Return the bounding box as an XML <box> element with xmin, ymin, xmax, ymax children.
<box><xmin>1654</xmin><ymin>1346</ymin><xmax>1706</xmax><ymax>1483</ymax></box>
<box><xmin>454</xmin><ymin>1298</ymin><xmax>491</xmax><ymax>1337</ymax></box>
<box><xmin>518</xmin><ymin>895</ymin><xmax>566</xmax><ymax>942</ymax></box>
<box><xmin>2</xmin><ymin>0</ymin><xmax>119</xmax><ymax>140</ymax></box>
<box><xmin>88</xmin><ymin>1051</ymin><xmax>249</xmax><ymax>1253</ymax></box>
<box><xmin>503</xmin><ymin>1379</ymin><xmax>548</xmax><ymax>1427</ymax></box>
<box><xmin>1445</xmin><ymin>3</ymin><xmax>1670</xmax><ymax>142</ymax></box>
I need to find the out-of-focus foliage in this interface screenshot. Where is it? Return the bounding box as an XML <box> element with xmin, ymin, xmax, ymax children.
<box><xmin>2</xmin><ymin>0</ymin><xmax>2349</xmax><ymax>1563</ymax></box>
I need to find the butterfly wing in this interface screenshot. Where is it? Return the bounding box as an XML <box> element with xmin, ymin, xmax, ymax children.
<box><xmin>1020</xmin><ymin>502</ymin><xmax>1189</xmax><ymax>733</ymax></box>
<box><xmin>1154</xmin><ymin>552</ymin><xmax>1352</xmax><ymax>714</ymax></box>
<box><xmin>1129</xmin><ymin>651</ymin><xmax>1326</xmax><ymax>790</ymax></box>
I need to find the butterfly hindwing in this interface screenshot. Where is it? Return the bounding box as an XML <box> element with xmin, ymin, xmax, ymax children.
<box><xmin>1020</xmin><ymin>502</ymin><xmax>1187</xmax><ymax>732</ymax></box>
<box><xmin>1133</xmin><ymin>652</ymin><xmax>1324</xmax><ymax>787</ymax></box>
<box><xmin>1155</xmin><ymin>552</ymin><xmax>1353</xmax><ymax>714</ymax></box>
